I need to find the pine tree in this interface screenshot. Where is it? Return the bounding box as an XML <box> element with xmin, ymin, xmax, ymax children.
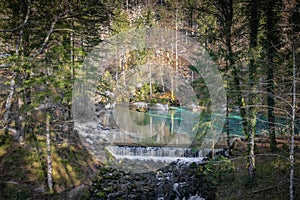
<box><xmin>262</xmin><ymin>0</ymin><xmax>283</xmax><ymax>151</ymax></box>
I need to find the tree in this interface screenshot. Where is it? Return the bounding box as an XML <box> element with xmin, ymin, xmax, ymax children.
<box><xmin>288</xmin><ymin>3</ymin><xmax>299</xmax><ymax>199</ymax></box>
<box><xmin>262</xmin><ymin>0</ymin><xmax>283</xmax><ymax>151</ymax></box>
<box><xmin>193</xmin><ymin>0</ymin><xmax>249</xmax><ymax>151</ymax></box>
<box><xmin>0</xmin><ymin>0</ymin><xmax>31</xmax><ymax>143</ymax></box>
<box><xmin>290</xmin><ymin>20</ymin><xmax>296</xmax><ymax>200</ymax></box>
<box><xmin>246</xmin><ymin>0</ymin><xmax>260</xmax><ymax>178</ymax></box>
<box><xmin>0</xmin><ymin>0</ymin><xmax>111</xmax><ymax>192</ymax></box>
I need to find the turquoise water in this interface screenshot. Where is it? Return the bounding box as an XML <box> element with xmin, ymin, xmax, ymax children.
<box><xmin>135</xmin><ymin>108</ymin><xmax>299</xmax><ymax>137</ymax></box>
<box><xmin>130</xmin><ymin>108</ymin><xmax>200</xmax><ymax>135</ymax></box>
<box><xmin>226</xmin><ymin>113</ymin><xmax>299</xmax><ymax>136</ymax></box>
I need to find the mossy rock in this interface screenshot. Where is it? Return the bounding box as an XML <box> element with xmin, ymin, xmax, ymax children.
<box><xmin>96</xmin><ymin>191</ymin><xmax>106</xmax><ymax>197</ymax></box>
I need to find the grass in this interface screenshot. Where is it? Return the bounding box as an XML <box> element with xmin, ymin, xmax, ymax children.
<box><xmin>0</xmin><ymin>134</ymin><xmax>13</xmax><ymax>157</ymax></box>
<box><xmin>212</xmin><ymin>137</ymin><xmax>300</xmax><ymax>200</ymax></box>
<box><xmin>0</xmin><ymin>126</ymin><xmax>99</xmax><ymax>199</ymax></box>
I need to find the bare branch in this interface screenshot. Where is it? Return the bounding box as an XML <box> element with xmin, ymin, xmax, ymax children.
<box><xmin>16</xmin><ymin>0</ymin><xmax>31</xmax><ymax>56</ymax></box>
<box><xmin>0</xmin><ymin>23</ymin><xmax>29</xmax><ymax>33</ymax></box>
<box><xmin>30</xmin><ymin>15</ymin><xmax>59</xmax><ymax>61</ymax></box>
<box><xmin>53</xmin><ymin>28</ymin><xmax>74</xmax><ymax>32</ymax></box>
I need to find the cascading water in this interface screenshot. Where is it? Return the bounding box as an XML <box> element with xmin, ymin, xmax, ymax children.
<box><xmin>106</xmin><ymin>145</ymin><xmax>212</xmax><ymax>163</ymax></box>
<box><xmin>86</xmin><ymin>106</ymin><xmax>219</xmax><ymax>199</ymax></box>
<box><xmin>76</xmin><ymin>105</ymin><xmax>226</xmax><ymax>175</ymax></box>
<box><xmin>89</xmin><ymin>160</ymin><xmax>216</xmax><ymax>200</ymax></box>
<box><xmin>155</xmin><ymin>163</ymin><xmax>207</xmax><ymax>200</ymax></box>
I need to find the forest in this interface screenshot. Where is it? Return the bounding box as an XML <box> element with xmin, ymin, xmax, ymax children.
<box><xmin>0</xmin><ymin>0</ymin><xmax>300</xmax><ymax>199</ymax></box>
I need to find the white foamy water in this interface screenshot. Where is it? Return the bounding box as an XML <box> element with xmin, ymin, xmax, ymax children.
<box><xmin>105</xmin><ymin>145</ymin><xmax>214</xmax><ymax>165</ymax></box>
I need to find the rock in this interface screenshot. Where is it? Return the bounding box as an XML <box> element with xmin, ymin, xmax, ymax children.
<box><xmin>149</xmin><ymin>103</ymin><xmax>169</xmax><ymax>111</ymax></box>
<box><xmin>89</xmin><ymin>162</ymin><xmax>216</xmax><ymax>200</ymax></box>
<box><xmin>34</xmin><ymin>185</ymin><xmax>46</xmax><ymax>193</ymax></box>
<box><xmin>68</xmin><ymin>184</ymin><xmax>90</xmax><ymax>200</ymax></box>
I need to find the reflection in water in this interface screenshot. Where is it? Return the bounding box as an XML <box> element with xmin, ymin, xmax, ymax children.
<box><xmin>99</xmin><ymin>103</ymin><xmax>200</xmax><ymax>146</ymax></box>
<box><xmin>129</xmin><ymin>109</ymin><xmax>180</xmax><ymax>144</ymax></box>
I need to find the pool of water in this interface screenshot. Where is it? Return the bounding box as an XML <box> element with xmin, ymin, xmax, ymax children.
<box><xmin>98</xmin><ymin>104</ymin><xmax>201</xmax><ymax>146</ymax></box>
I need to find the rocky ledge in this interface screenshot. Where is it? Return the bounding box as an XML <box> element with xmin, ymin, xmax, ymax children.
<box><xmin>89</xmin><ymin>161</ymin><xmax>216</xmax><ymax>200</ymax></box>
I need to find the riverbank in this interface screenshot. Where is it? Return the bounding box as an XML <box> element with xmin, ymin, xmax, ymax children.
<box><xmin>1</xmin><ymin>129</ymin><xmax>300</xmax><ymax>199</ymax></box>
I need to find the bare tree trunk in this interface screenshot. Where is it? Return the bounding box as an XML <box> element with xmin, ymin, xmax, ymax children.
<box><xmin>175</xmin><ymin>9</ymin><xmax>178</xmax><ymax>74</ymax></box>
<box><xmin>167</xmin><ymin>51</ymin><xmax>174</xmax><ymax>101</ymax></box>
<box><xmin>68</xmin><ymin>24</ymin><xmax>75</xmax><ymax>130</ymax></box>
<box><xmin>225</xmin><ymin>62</ymin><xmax>231</xmax><ymax>156</ymax></box>
<box><xmin>149</xmin><ymin>63</ymin><xmax>152</xmax><ymax>97</ymax></box>
<box><xmin>116</xmin><ymin>48</ymin><xmax>119</xmax><ymax>88</ymax></box>
<box><xmin>122</xmin><ymin>48</ymin><xmax>126</xmax><ymax>87</ymax></box>
<box><xmin>13</xmin><ymin>97</ymin><xmax>20</xmax><ymax>141</ymax></box>
<box><xmin>46</xmin><ymin>112</ymin><xmax>53</xmax><ymax>192</ymax></box>
<box><xmin>3</xmin><ymin>73</ymin><xmax>16</xmax><ymax>129</ymax></box>
<box><xmin>247</xmin><ymin>0</ymin><xmax>259</xmax><ymax>178</ymax></box>
<box><xmin>11</xmin><ymin>0</ymin><xmax>31</xmax><ymax>143</ymax></box>
<box><xmin>290</xmin><ymin>21</ymin><xmax>296</xmax><ymax>200</ymax></box>
<box><xmin>45</xmin><ymin>58</ymin><xmax>53</xmax><ymax>192</ymax></box>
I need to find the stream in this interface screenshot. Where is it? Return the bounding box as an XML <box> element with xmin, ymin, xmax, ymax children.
<box><xmin>77</xmin><ymin>104</ymin><xmax>218</xmax><ymax>199</ymax></box>
<box><xmin>89</xmin><ymin>160</ymin><xmax>216</xmax><ymax>200</ymax></box>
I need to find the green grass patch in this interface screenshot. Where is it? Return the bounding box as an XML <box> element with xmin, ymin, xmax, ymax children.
<box><xmin>213</xmin><ymin>154</ymin><xmax>299</xmax><ymax>200</ymax></box>
<box><xmin>0</xmin><ymin>128</ymin><xmax>98</xmax><ymax>198</ymax></box>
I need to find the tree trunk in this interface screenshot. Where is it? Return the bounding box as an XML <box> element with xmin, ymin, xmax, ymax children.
<box><xmin>265</xmin><ymin>0</ymin><xmax>278</xmax><ymax>151</ymax></box>
<box><xmin>13</xmin><ymin>0</ymin><xmax>31</xmax><ymax>144</ymax></box>
<box><xmin>46</xmin><ymin>112</ymin><xmax>53</xmax><ymax>192</ymax></box>
<box><xmin>248</xmin><ymin>59</ymin><xmax>257</xmax><ymax>177</ymax></box>
<box><xmin>247</xmin><ymin>0</ymin><xmax>259</xmax><ymax>178</ymax></box>
<box><xmin>3</xmin><ymin>73</ymin><xmax>16</xmax><ymax>130</ymax></box>
<box><xmin>13</xmin><ymin>96</ymin><xmax>21</xmax><ymax>142</ymax></box>
<box><xmin>225</xmin><ymin>0</ymin><xmax>248</xmax><ymax>141</ymax></box>
<box><xmin>225</xmin><ymin>0</ymin><xmax>248</xmax><ymax>138</ymax></box>
<box><xmin>232</xmin><ymin>68</ymin><xmax>248</xmax><ymax>136</ymax></box>
<box><xmin>116</xmin><ymin>48</ymin><xmax>119</xmax><ymax>88</ymax></box>
<box><xmin>267</xmin><ymin>70</ymin><xmax>276</xmax><ymax>150</ymax></box>
<box><xmin>68</xmin><ymin>26</ymin><xmax>75</xmax><ymax>130</ymax></box>
<box><xmin>149</xmin><ymin>63</ymin><xmax>152</xmax><ymax>97</ymax></box>
<box><xmin>290</xmin><ymin>20</ymin><xmax>296</xmax><ymax>200</ymax></box>
<box><xmin>122</xmin><ymin>48</ymin><xmax>126</xmax><ymax>87</ymax></box>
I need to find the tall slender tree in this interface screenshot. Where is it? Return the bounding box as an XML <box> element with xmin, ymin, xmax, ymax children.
<box><xmin>247</xmin><ymin>0</ymin><xmax>260</xmax><ymax>178</ymax></box>
<box><xmin>289</xmin><ymin>3</ymin><xmax>299</xmax><ymax>198</ymax></box>
<box><xmin>263</xmin><ymin>0</ymin><xmax>283</xmax><ymax>151</ymax></box>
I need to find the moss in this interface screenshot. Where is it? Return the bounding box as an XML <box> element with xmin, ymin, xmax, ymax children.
<box><xmin>103</xmin><ymin>186</ymin><xmax>113</xmax><ymax>192</ymax></box>
<box><xmin>0</xmin><ymin>129</ymin><xmax>97</xmax><ymax>197</ymax></box>
<box><xmin>0</xmin><ymin>135</ymin><xmax>13</xmax><ymax>157</ymax></box>
<box><xmin>96</xmin><ymin>191</ymin><xmax>106</xmax><ymax>197</ymax></box>
<box><xmin>0</xmin><ymin>182</ymin><xmax>32</xmax><ymax>200</ymax></box>
<box><xmin>204</xmin><ymin>155</ymin><xmax>235</xmax><ymax>185</ymax></box>
<box><xmin>214</xmin><ymin>153</ymin><xmax>300</xmax><ymax>200</ymax></box>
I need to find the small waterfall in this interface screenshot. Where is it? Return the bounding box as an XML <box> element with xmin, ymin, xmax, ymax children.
<box><xmin>89</xmin><ymin>161</ymin><xmax>214</xmax><ymax>200</ymax></box>
<box><xmin>106</xmin><ymin>146</ymin><xmax>213</xmax><ymax>163</ymax></box>
<box><xmin>155</xmin><ymin>167</ymin><xmax>206</xmax><ymax>200</ymax></box>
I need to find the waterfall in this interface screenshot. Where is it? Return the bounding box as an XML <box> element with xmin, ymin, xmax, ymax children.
<box><xmin>155</xmin><ymin>165</ymin><xmax>207</xmax><ymax>200</ymax></box>
<box><xmin>106</xmin><ymin>145</ymin><xmax>213</xmax><ymax>163</ymax></box>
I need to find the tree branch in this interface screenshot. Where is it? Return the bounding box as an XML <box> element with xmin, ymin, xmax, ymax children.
<box><xmin>0</xmin><ymin>23</ymin><xmax>29</xmax><ymax>33</ymax></box>
<box><xmin>16</xmin><ymin>0</ymin><xmax>31</xmax><ymax>56</ymax></box>
<box><xmin>30</xmin><ymin>15</ymin><xmax>59</xmax><ymax>61</ymax></box>
<box><xmin>53</xmin><ymin>28</ymin><xmax>74</xmax><ymax>32</ymax></box>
